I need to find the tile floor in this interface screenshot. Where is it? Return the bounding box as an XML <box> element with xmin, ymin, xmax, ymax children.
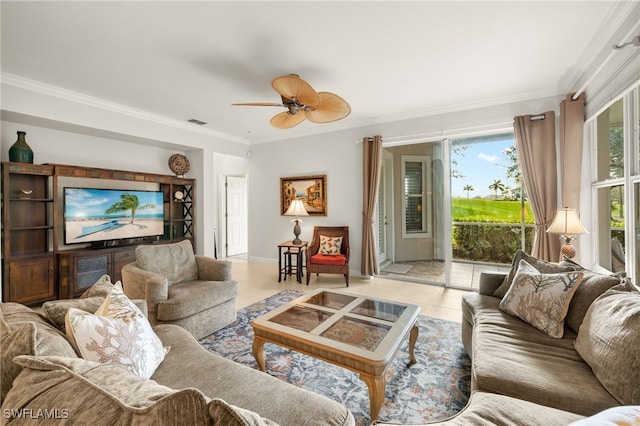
<box><xmin>227</xmin><ymin>257</ymin><xmax>470</xmax><ymax>322</ymax></box>
<box><xmin>379</xmin><ymin>260</ymin><xmax>510</xmax><ymax>289</ymax></box>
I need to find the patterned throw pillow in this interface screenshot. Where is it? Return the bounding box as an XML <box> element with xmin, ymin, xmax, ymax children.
<box><xmin>499</xmin><ymin>259</ymin><xmax>583</xmax><ymax>338</ymax></box>
<box><xmin>319</xmin><ymin>236</ymin><xmax>342</xmax><ymax>255</ymax></box>
<box><xmin>574</xmin><ymin>285</ymin><xmax>640</xmax><ymax>405</ymax></box>
<box><xmin>65</xmin><ymin>282</ymin><xmax>167</xmax><ymax>378</ymax></box>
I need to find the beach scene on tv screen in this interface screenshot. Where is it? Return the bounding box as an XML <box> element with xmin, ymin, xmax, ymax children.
<box><xmin>64</xmin><ymin>188</ymin><xmax>164</xmax><ymax>244</ymax></box>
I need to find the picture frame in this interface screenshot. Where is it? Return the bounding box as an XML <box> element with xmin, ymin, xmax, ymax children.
<box><xmin>280</xmin><ymin>175</ymin><xmax>327</xmax><ymax>216</ymax></box>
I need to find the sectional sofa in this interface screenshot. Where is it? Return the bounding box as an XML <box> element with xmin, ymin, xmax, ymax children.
<box><xmin>0</xmin><ymin>278</ymin><xmax>355</xmax><ymax>425</ymax></box>
<box><xmin>378</xmin><ymin>250</ymin><xmax>640</xmax><ymax>425</ymax></box>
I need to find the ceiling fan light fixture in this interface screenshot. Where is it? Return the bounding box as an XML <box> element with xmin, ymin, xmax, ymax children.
<box><xmin>271</xmin><ymin>111</ymin><xmax>306</xmax><ymax>129</ymax></box>
<box><xmin>305</xmin><ymin>92</ymin><xmax>351</xmax><ymax>123</ymax></box>
<box><xmin>233</xmin><ymin>74</ymin><xmax>350</xmax><ymax>129</ymax></box>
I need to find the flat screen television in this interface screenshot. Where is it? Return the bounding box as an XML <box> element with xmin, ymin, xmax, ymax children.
<box><xmin>63</xmin><ymin>187</ymin><xmax>165</xmax><ymax>245</ymax></box>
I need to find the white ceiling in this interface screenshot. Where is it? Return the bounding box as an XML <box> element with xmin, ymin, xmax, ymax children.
<box><xmin>0</xmin><ymin>1</ymin><xmax>630</xmax><ymax>144</ymax></box>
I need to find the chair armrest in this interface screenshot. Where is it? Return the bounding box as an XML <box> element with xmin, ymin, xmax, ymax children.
<box><xmin>195</xmin><ymin>256</ymin><xmax>232</xmax><ymax>281</ymax></box>
<box><xmin>121</xmin><ymin>262</ymin><xmax>168</xmax><ymax>322</ymax></box>
<box><xmin>478</xmin><ymin>272</ymin><xmax>507</xmax><ymax>296</ymax></box>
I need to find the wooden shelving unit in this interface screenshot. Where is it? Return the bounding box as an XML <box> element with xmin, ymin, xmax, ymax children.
<box><xmin>1</xmin><ymin>162</ymin><xmax>196</xmax><ymax>304</ymax></box>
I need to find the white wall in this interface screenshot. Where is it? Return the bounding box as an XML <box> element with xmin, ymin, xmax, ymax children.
<box><xmin>1</xmin><ymin>121</ymin><xmax>175</xmax><ymax>174</ymax></box>
<box><xmin>248</xmin><ymin>128</ymin><xmax>364</xmax><ymax>272</ymax></box>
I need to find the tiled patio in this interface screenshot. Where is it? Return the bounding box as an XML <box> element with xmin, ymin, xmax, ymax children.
<box><xmin>379</xmin><ymin>260</ymin><xmax>510</xmax><ymax>289</ymax></box>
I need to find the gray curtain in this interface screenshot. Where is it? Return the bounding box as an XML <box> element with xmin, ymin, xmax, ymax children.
<box><xmin>361</xmin><ymin>135</ymin><xmax>383</xmax><ymax>276</ymax></box>
<box><xmin>560</xmin><ymin>93</ymin><xmax>586</xmax><ymax>210</ymax></box>
<box><xmin>514</xmin><ymin>112</ymin><xmax>560</xmax><ymax>261</ymax></box>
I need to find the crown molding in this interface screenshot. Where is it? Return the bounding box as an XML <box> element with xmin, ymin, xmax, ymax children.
<box><xmin>0</xmin><ymin>72</ymin><xmax>250</xmax><ymax>145</ymax></box>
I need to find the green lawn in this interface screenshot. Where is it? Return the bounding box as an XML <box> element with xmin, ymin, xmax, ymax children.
<box><xmin>452</xmin><ymin>198</ymin><xmax>535</xmax><ymax>224</ymax></box>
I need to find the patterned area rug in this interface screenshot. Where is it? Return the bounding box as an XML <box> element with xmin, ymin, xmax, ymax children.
<box><xmin>200</xmin><ymin>289</ymin><xmax>471</xmax><ymax>426</ymax></box>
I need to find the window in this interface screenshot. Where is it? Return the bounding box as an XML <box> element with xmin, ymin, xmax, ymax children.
<box><xmin>449</xmin><ymin>133</ymin><xmax>533</xmax><ymax>265</ymax></box>
<box><xmin>591</xmin><ymin>88</ymin><xmax>639</xmax><ymax>283</ymax></box>
<box><xmin>401</xmin><ymin>155</ymin><xmax>431</xmax><ymax>238</ymax></box>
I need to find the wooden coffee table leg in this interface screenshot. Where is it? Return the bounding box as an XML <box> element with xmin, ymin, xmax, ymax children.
<box><xmin>408</xmin><ymin>323</ymin><xmax>419</xmax><ymax>366</ymax></box>
<box><xmin>252</xmin><ymin>337</ymin><xmax>266</xmax><ymax>372</ymax></box>
<box><xmin>360</xmin><ymin>373</ymin><xmax>385</xmax><ymax>422</ymax></box>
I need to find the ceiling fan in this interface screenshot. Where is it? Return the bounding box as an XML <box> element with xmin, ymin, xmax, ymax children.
<box><xmin>232</xmin><ymin>74</ymin><xmax>351</xmax><ymax>129</ymax></box>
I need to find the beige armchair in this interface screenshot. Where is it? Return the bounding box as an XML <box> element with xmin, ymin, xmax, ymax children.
<box><xmin>121</xmin><ymin>239</ymin><xmax>238</xmax><ymax>339</ymax></box>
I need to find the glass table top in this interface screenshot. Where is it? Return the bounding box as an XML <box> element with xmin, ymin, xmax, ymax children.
<box><xmin>262</xmin><ymin>290</ymin><xmax>416</xmax><ymax>352</ymax></box>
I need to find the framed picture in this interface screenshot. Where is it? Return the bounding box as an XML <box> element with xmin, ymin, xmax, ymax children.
<box><xmin>280</xmin><ymin>175</ymin><xmax>327</xmax><ymax>216</ymax></box>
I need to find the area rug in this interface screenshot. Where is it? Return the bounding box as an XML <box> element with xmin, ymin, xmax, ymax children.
<box><xmin>200</xmin><ymin>289</ymin><xmax>471</xmax><ymax>426</ymax></box>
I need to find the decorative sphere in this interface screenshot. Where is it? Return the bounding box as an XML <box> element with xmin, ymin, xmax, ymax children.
<box><xmin>168</xmin><ymin>154</ymin><xmax>190</xmax><ymax>176</ymax></box>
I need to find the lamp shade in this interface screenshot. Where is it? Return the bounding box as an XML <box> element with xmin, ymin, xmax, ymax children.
<box><xmin>546</xmin><ymin>208</ymin><xmax>588</xmax><ymax>235</ymax></box>
<box><xmin>284</xmin><ymin>199</ymin><xmax>309</xmax><ymax>218</ymax></box>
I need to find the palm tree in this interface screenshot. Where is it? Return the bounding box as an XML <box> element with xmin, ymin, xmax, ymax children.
<box><xmin>488</xmin><ymin>179</ymin><xmax>506</xmax><ymax>200</ymax></box>
<box><xmin>104</xmin><ymin>193</ymin><xmax>155</xmax><ymax>224</ymax></box>
<box><xmin>463</xmin><ymin>184</ymin><xmax>474</xmax><ymax>199</ymax></box>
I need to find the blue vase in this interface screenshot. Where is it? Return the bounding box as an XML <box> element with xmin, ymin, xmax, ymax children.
<box><xmin>9</xmin><ymin>131</ymin><xmax>33</xmax><ymax>163</ymax></box>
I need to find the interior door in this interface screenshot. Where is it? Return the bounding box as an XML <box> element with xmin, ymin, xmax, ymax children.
<box><xmin>225</xmin><ymin>175</ymin><xmax>248</xmax><ymax>256</ymax></box>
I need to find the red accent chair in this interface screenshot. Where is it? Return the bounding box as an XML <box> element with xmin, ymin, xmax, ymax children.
<box><xmin>305</xmin><ymin>226</ymin><xmax>350</xmax><ymax>287</ymax></box>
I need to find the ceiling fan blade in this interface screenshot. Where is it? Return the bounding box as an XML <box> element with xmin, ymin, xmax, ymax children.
<box><xmin>305</xmin><ymin>92</ymin><xmax>351</xmax><ymax>123</ymax></box>
<box><xmin>232</xmin><ymin>102</ymin><xmax>284</xmax><ymax>107</ymax></box>
<box><xmin>272</xmin><ymin>74</ymin><xmax>321</xmax><ymax>107</ymax></box>
<box><xmin>270</xmin><ymin>111</ymin><xmax>307</xmax><ymax>129</ymax></box>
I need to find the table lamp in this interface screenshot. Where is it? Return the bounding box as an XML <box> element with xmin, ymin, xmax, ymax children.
<box><xmin>546</xmin><ymin>207</ymin><xmax>588</xmax><ymax>259</ymax></box>
<box><xmin>284</xmin><ymin>199</ymin><xmax>308</xmax><ymax>244</ymax></box>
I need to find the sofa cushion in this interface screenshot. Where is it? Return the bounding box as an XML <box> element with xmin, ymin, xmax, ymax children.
<box><xmin>499</xmin><ymin>260</ymin><xmax>583</xmax><ymax>338</ymax></box>
<box><xmin>208</xmin><ymin>398</ymin><xmax>279</xmax><ymax>426</ymax></box>
<box><xmin>1</xmin><ymin>355</ymin><xmax>211</xmax><ymax>425</ymax></box>
<box><xmin>157</xmin><ymin>280</ymin><xmax>238</xmax><ymax>322</ymax></box>
<box><xmin>152</xmin><ymin>324</ymin><xmax>355</xmax><ymax>426</ymax></box>
<box><xmin>494</xmin><ymin>250</ymin><xmax>580</xmax><ymax>298</ymax></box>
<box><xmin>0</xmin><ymin>303</ymin><xmax>77</xmax><ymax>404</ymax></box>
<box><xmin>565</xmin><ymin>270</ymin><xmax>623</xmax><ymax>333</ymax></box>
<box><xmin>135</xmin><ymin>240</ymin><xmax>198</xmax><ymax>284</ymax></box>
<box><xmin>385</xmin><ymin>391</ymin><xmax>584</xmax><ymax>426</ymax></box>
<box><xmin>80</xmin><ymin>274</ymin><xmax>115</xmax><ymax>298</ymax></box>
<box><xmin>65</xmin><ymin>283</ymin><xmax>167</xmax><ymax>378</ymax></box>
<box><xmin>471</xmin><ymin>309</ymin><xmax>619</xmax><ymax>415</ymax></box>
<box><xmin>42</xmin><ymin>296</ymin><xmax>105</xmax><ymax>333</ymax></box>
<box><xmin>319</xmin><ymin>235</ymin><xmax>342</xmax><ymax>255</ymax></box>
<box><xmin>574</xmin><ymin>284</ymin><xmax>640</xmax><ymax>405</ymax></box>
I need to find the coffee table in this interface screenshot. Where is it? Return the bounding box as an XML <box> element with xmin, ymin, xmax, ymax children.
<box><xmin>250</xmin><ymin>288</ymin><xmax>421</xmax><ymax>421</ymax></box>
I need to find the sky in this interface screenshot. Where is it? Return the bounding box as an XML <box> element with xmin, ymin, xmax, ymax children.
<box><xmin>450</xmin><ymin>138</ymin><xmax>517</xmax><ymax>198</ymax></box>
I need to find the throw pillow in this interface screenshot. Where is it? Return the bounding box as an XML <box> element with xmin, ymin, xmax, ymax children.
<box><xmin>65</xmin><ymin>282</ymin><xmax>167</xmax><ymax>378</ymax></box>
<box><xmin>494</xmin><ymin>250</ymin><xmax>581</xmax><ymax>298</ymax></box>
<box><xmin>135</xmin><ymin>239</ymin><xmax>198</xmax><ymax>284</ymax></box>
<box><xmin>568</xmin><ymin>406</ymin><xmax>640</xmax><ymax>426</ymax></box>
<box><xmin>553</xmin><ymin>257</ymin><xmax>626</xmax><ymax>333</ymax></box>
<box><xmin>3</xmin><ymin>355</ymin><xmax>210</xmax><ymax>425</ymax></box>
<box><xmin>574</xmin><ymin>286</ymin><xmax>640</xmax><ymax>405</ymax></box>
<box><xmin>80</xmin><ymin>274</ymin><xmax>115</xmax><ymax>298</ymax></box>
<box><xmin>319</xmin><ymin>235</ymin><xmax>342</xmax><ymax>255</ymax></box>
<box><xmin>1</xmin><ymin>303</ymin><xmax>78</xmax><ymax>403</ymax></box>
<box><xmin>0</xmin><ymin>310</ymin><xmax>77</xmax><ymax>403</ymax></box>
<box><xmin>565</xmin><ymin>271</ymin><xmax>623</xmax><ymax>333</ymax></box>
<box><xmin>208</xmin><ymin>398</ymin><xmax>280</xmax><ymax>426</ymax></box>
<box><xmin>499</xmin><ymin>260</ymin><xmax>583</xmax><ymax>338</ymax></box>
<box><xmin>42</xmin><ymin>296</ymin><xmax>105</xmax><ymax>333</ymax></box>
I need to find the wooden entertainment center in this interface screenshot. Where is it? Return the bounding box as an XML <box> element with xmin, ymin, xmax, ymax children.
<box><xmin>1</xmin><ymin>162</ymin><xmax>195</xmax><ymax>305</ymax></box>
